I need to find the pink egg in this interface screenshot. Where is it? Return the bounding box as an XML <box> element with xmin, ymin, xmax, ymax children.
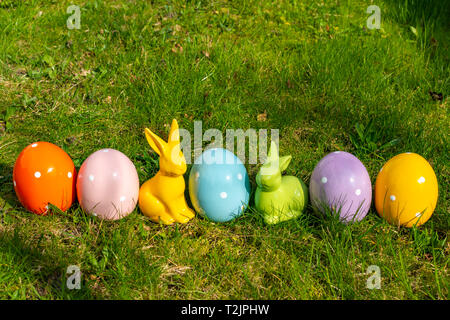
<box><xmin>76</xmin><ymin>148</ymin><xmax>140</xmax><ymax>220</ymax></box>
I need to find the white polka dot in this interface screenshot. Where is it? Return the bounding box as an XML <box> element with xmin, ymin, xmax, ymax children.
<box><xmin>112</xmin><ymin>172</ymin><xmax>118</xmax><ymax>178</ymax></box>
<box><xmin>34</xmin><ymin>171</ymin><xmax>41</xmax><ymax>178</ymax></box>
<box><xmin>321</xmin><ymin>177</ymin><xmax>327</xmax><ymax>183</ymax></box>
<box><xmin>334</xmin><ymin>151</ymin><xmax>341</xmax><ymax>154</ymax></box>
<box><xmin>220</xmin><ymin>192</ymin><xmax>228</xmax><ymax>199</ymax></box>
<box><xmin>226</xmin><ymin>175</ymin><xmax>231</xmax><ymax>180</ymax></box>
<box><xmin>47</xmin><ymin>167</ymin><xmax>54</xmax><ymax>173</ymax></box>
<box><xmin>350</xmin><ymin>177</ymin><xmax>355</xmax><ymax>183</ymax></box>
<box><xmin>31</xmin><ymin>143</ymin><xmax>38</xmax><ymax>148</ymax></box>
<box><xmin>355</xmin><ymin>189</ymin><xmax>361</xmax><ymax>196</ymax></box>
<box><xmin>237</xmin><ymin>173</ymin><xmax>243</xmax><ymax>180</ymax></box>
<box><xmin>390</xmin><ymin>195</ymin><xmax>396</xmax><ymax>201</ymax></box>
<box><xmin>120</xmin><ymin>196</ymin><xmax>126</xmax><ymax>202</ymax></box>
<box><xmin>68</xmin><ymin>172</ymin><xmax>72</xmax><ymax>178</ymax></box>
<box><xmin>415</xmin><ymin>212</ymin><xmax>422</xmax><ymax>217</ymax></box>
<box><xmin>103</xmin><ymin>149</ymin><xmax>109</xmax><ymax>153</ymax></box>
<box><xmin>89</xmin><ymin>175</ymin><xmax>95</xmax><ymax>181</ymax></box>
<box><xmin>418</xmin><ymin>177</ymin><xmax>425</xmax><ymax>184</ymax></box>
<box><xmin>13</xmin><ymin>181</ymin><xmax>16</xmax><ymax>187</ymax></box>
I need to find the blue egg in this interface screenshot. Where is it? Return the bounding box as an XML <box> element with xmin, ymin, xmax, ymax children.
<box><xmin>188</xmin><ymin>148</ymin><xmax>251</xmax><ymax>222</ymax></box>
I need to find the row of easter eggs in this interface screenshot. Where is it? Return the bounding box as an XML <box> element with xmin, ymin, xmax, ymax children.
<box><xmin>13</xmin><ymin>120</ymin><xmax>439</xmax><ymax>228</ymax></box>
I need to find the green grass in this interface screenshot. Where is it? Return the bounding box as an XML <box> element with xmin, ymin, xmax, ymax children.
<box><xmin>0</xmin><ymin>0</ymin><xmax>448</xmax><ymax>299</ymax></box>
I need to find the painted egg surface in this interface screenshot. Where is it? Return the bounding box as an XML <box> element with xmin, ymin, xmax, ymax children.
<box><xmin>375</xmin><ymin>153</ymin><xmax>438</xmax><ymax>227</ymax></box>
<box><xmin>309</xmin><ymin>151</ymin><xmax>372</xmax><ymax>222</ymax></box>
<box><xmin>77</xmin><ymin>148</ymin><xmax>139</xmax><ymax>220</ymax></box>
<box><xmin>13</xmin><ymin>141</ymin><xmax>76</xmax><ymax>214</ymax></box>
<box><xmin>189</xmin><ymin>148</ymin><xmax>251</xmax><ymax>222</ymax></box>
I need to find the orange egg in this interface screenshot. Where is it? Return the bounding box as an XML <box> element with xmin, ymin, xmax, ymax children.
<box><xmin>13</xmin><ymin>142</ymin><xmax>77</xmax><ymax>214</ymax></box>
<box><xmin>375</xmin><ymin>153</ymin><xmax>439</xmax><ymax>227</ymax></box>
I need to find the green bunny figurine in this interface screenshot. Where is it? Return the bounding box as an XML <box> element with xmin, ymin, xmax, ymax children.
<box><xmin>255</xmin><ymin>141</ymin><xmax>308</xmax><ymax>224</ymax></box>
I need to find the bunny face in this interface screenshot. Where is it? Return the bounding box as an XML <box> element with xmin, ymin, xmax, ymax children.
<box><xmin>256</xmin><ymin>141</ymin><xmax>292</xmax><ymax>192</ymax></box>
<box><xmin>160</xmin><ymin>143</ymin><xmax>187</xmax><ymax>176</ymax></box>
<box><xmin>145</xmin><ymin>119</ymin><xmax>187</xmax><ymax>176</ymax></box>
<box><xmin>256</xmin><ymin>163</ymin><xmax>282</xmax><ymax>191</ymax></box>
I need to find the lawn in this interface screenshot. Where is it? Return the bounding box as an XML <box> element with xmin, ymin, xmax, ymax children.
<box><xmin>0</xmin><ymin>0</ymin><xmax>448</xmax><ymax>299</ymax></box>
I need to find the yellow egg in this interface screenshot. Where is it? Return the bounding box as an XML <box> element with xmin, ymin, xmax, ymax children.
<box><xmin>375</xmin><ymin>153</ymin><xmax>439</xmax><ymax>227</ymax></box>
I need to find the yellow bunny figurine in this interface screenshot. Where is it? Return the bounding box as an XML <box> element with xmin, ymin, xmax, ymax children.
<box><xmin>139</xmin><ymin>119</ymin><xmax>195</xmax><ymax>224</ymax></box>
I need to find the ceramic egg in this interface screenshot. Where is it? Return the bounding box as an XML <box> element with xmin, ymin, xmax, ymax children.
<box><xmin>13</xmin><ymin>141</ymin><xmax>76</xmax><ymax>214</ymax></box>
<box><xmin>309</xmin><ymin>151</ymin><xmax>372</xmax><ymax>222</ymax></box>
<box><xmin>189</xmin><ymin>148</ymin><xmax>251</xmax><ymax>222</ymax></box>
<box><xmin>375</xmin><ymin>153</ymin><xmax>438</xmax><ymax>227</ymax></box>
<box><xmin>77</xmin><ymin>148</ymin><xmax>139</xmax><ymax>220</ymax></box>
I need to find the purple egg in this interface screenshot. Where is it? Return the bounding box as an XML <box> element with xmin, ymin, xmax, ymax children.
<box><xmin>309</xmin><ymin>151</ymin><xmax>372</xmax><ymax>222</ymax></box>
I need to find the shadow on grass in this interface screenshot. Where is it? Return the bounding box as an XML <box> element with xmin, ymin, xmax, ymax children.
<box><xmin>0</xmin><ymin>228</ymin><xmax>97</xmax><ymax>299</ymax></box>
<box><xmin>0</xmin><ymin>163</ymin><xmax>98</xmax><ymax>299</ymax></box>
<box><xmin>383</xmin><ymin>0</ymin><xmax>450</xmax><ymax>28</ymax></box>
<box><xmin>383</xmin><ymin>0</ymin><xmax>450</xmax><ymax>55</ymax></box>
<box><xmin>0</xmin><ymin>162</ymin><xmax>18</xmax><ymax>211</ymax></box>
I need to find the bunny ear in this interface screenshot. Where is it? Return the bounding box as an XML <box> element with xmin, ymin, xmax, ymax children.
<box><xmin>145</xmin><ymin>128</ymin><xmax>167</xmax><ymax>156</ymax></box>
<box><xmin>266</xmin><ymin>140</ymin><xmax>279</xmax><ymax>163</ymax></box>
<box><xmin>279</xmin><ymin>155</ymin><xmax>292</xmax><ymax>172</ymax></box>
<box><xmin>260</xmin><ymin>141</ymin><xmax>279</xmax><ymax>177</ymax></box>
<box><xmin>168</xmin><ymin>119</ymin><xmax>180</xmax><ymax>143</ymax></box>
